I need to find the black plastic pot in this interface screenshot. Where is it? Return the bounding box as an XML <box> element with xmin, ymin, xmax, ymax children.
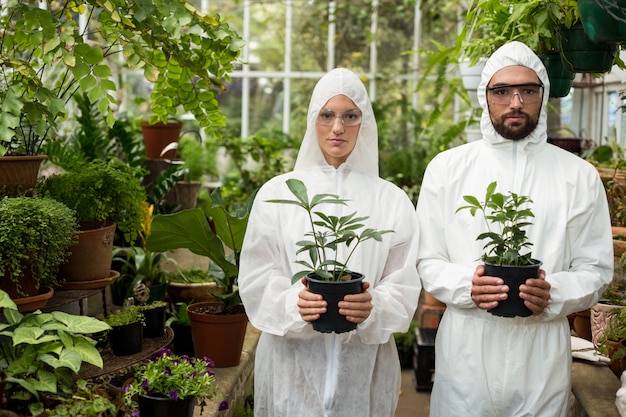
<box><xmin>109</xmin><ymin>321</ymin><xmax>143</xmax><ymax>356</ymax></box>
<box><xmin>305</xmin><ymin>272</ymin><xmax>364</xmax><ymax>333</ymax></box>
<box><xmin>560</xmin><ymin>23</ymin><xmax>617</xmax><ymax>73</ymax></box>
<box><xmin>142</xmin><ymin>305</ymin><xmax>166</xmax><ymax>338</ymax></box>
<box><xmin>138</xmin><ymin>394</ymin><xmax>195</xmax><ymax>417</ymax></box>
<box><xmin>171</xmin><ymin>322</ymin><xmax>195</xmax><ymax>356</ymax></box>
<box><xmin>484</xmin><ymin>261</ymin><xmax>542</xmax><ymax>318</ymax></box>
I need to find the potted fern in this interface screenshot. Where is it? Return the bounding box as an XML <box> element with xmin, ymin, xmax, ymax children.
<box><xmin>456</xmin><ymin>181</ymin><xmax>541</xmax><ymax>317</ymax></box>
<box><xmin>266</xmin><ymin>178</ymin><xmax>394</xmax><ymax>333</ymax></box>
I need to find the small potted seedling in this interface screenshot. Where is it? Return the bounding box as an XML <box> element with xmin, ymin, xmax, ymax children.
<box><xmin>456</xmin><ymin>181</ymin><xmax>541</xmax><ymax>317</ymax></box>
<box><xmin>267</xmin><ymin>178</ymin><xmax>393</xmax><ymax>333</ymax></box>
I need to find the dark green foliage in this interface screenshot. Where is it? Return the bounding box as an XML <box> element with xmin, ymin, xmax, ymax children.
<box><xmin>267</xmin><ymin>179</ymin><xmax>394</xmax><ymax>283</ymax></box>
<box><xmin>0</xmin><ymin>197</ymin><xmax>79</xmax><ymax>293</ymax></box>
<box><xmin>37</xmin><ymin>159</ymin><xmax>146</xmax><ymax>245</ymax></box>
<box><xmin>456</xmin><ymin>181</ymin><xmax>536</xmax><ymax>266</ymax></box>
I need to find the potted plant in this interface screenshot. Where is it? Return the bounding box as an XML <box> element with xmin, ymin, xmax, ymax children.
<box><xmin>0</xmin><ymin>290</ymin><xmax>111</xmax><ymax>416</ymax></box>
<box><xmin>122</xmin><ymin>347</ymin><xmax>223</xmax><ymax>417</ymax></box>
<box><xmin>103</xmin><ymin>305</ymin><xmax>145</xmax><ymax>356</ymax></box>
<box><xmin>166</xmin><ymin>302</ymin><xmax>195</xmax><ymax>357</ymax></box>
<box><xmin>456</xmin><ymin>181</ymin><xmax>541</xmax><ymax>318</ymax></box>
<box><xmin>166</xmin><ymin>266</ymin><xmax>222</xmax><ymax>305</ymax></box>
<box><xmin>146</xmin><ymin>187</ymin><xmax>256</xmax><ymax>367</ymax></box>
<box><xmin>139</xmin><ymin>300</ymin><xmax>169</xmax><ymax>339</ymax></box>
<box><xmin>37</xmin><ymin>159</ymin><xmax>147</xmax><ymax>285</ymax></box>
<box><xmin>0</xmin><ymin>196</ymin><xmax>78</xmax><ymax>301</ymax></box>
<box><xmin>597</xmin><ymin>306</ymin><xmax>626</xmax><ymax>378</ymax></box>
<box><xmin>266</xmin><ymin>178</ymin><xmax>394</xmax><ymax>333</ymax></box>
<box><xmin>590</xmin><ymin>276</ymin><xmax>626</xmax><ymax>347</ymax></box>
<box><xmin>146</xmin><ymin>134</ymin><xmax>218</xmax><ymax>211</ymax></box>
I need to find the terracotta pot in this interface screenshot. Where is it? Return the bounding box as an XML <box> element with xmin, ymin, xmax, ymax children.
<box><xmin>0</xmin><ymin>260</ymin><xmax>40</xmax><ymax>299</ymax></box>
<box><xmin>591</xmin><ymin>302</ymin><xmax>625</xmax><ymax>347</ymax></box>
<box><xmin>59</xmin><ymin>222</ymin><xmax>117</xmax><ymax>282</ymax></box>
<box><xmin>138</xmin><ymin>394</ymin><xmax>195</xmax><ymax>417</ymax></box>
<box><xmin>572</xmin><ymin>309</ymin><xmax>592</xmax><ymax>341</ymax></box>
<box><xmin>187</xmin><ymin>301</ymin><xmax>248</xmax><ymax>367</ymax></box>
<box><xmin>167</xmin><ymin>281</ymin><xmax>222</xmax><ymax>304</ymax></box>
<box><xmin>605</xmin><ymin>339</ymin><xmax>626</xmax><ymax>378</ymax></box>
<box><xmin>13</xmin><ymin>286</ymin><xmax>54</xmax><ymax>313</ymax></box>
<box><xmin>423</xmin><ymin>292</ymin><xmax>446</xmax><ymax>308</ymax></box>
<box><xmin>305</xmin><ymin>272</ymin><xmax>364</xmax><ymax>334</ymax></box>
<box><xmin>141</xmin><ymin>121</ymin><xmax>183</xmax><ymax>159</ymax></box>
<box><xmin>165</xmin><ymin>181</ymin><xmax>201</xmax><ymax>210</ymax></box>
<box><xmin>0</xmin><ymin>154</ymin><xmax>46</xmax><ymax>196</ymax></box>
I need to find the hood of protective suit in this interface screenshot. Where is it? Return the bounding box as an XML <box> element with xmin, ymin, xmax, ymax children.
<box><xmin>477</xmin><ymin>41</ymin><xmax>550</xmax><ymax>154</ymax></box>
<box><xmin>293</xmin><ymin>68</ymin><xmax>379</xmax><ymax>177</ymax></box>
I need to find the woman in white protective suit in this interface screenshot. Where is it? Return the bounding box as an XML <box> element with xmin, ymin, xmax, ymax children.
<box><xmin>238</xmin><ymin>68</ymin><xmax>421</xmax><ymax>417</ymax></box>
<box><xmin>416</xmin><ymin>41</ymin><xmax>613</xmax><ymax>416</ymax></box>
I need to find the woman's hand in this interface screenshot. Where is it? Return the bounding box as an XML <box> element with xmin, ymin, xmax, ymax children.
<box><xmin>339</xmin><ymin>281</ymin><xmax>372</xmax><ymax>323</ymax></box>
<box><xmin>297</xmin><ymin>278</ymin><xmax>327</xmax><ymax>322</ymax></box>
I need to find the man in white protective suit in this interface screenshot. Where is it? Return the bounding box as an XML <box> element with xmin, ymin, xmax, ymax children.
<box><xmin>238</xmin><ymin>68</ymin><xmax>421</xmax><ymax>417</ymax></box>
<box><xmin>416</xmin><ymin>41</ymin><xmax>613</xmax><ymax>417</ymax></box>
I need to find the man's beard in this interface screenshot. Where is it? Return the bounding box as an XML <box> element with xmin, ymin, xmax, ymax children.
<box><xmin>492</xmin><ymin>111</ymin><xmax>539</xmax><ymax>140</ymax></box>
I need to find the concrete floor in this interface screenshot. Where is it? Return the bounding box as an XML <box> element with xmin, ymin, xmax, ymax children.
<box><xmin>396</xmin><ymin>369</ymin><xmax>431</xmax><ymax>417</ymax></box>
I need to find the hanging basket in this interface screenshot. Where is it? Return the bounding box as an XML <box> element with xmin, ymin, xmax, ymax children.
<box><xmin>578</xmin><ymin>0</ymin><xmax>626</xmax><ymax>44</ymax></box>
<box><xmin>539</xmin><ymin>54</ymin><xmax>574</xmax><ymax>98</ymax></box>
<box><xmin>560</xmin><ymin>23</ymin><xmax>617</xmax><ymax>73</ymax></box>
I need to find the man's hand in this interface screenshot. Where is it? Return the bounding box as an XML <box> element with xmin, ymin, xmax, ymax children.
<box><xmin>472</xmin><ymin>265</ymin><xmax>550</xmax><ymax>315</ymax></box>
<box><xmin>471</xmin><ymin>265</ymin><xmax>508</xmax><ymax>310</ymax></box>
<box><xmin>519</xmin><ymin>270</ymin><xmax>550</xmax><ymax>315</ymax></box>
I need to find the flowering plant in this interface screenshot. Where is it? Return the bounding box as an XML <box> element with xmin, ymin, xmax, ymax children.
<box><xmin>123</xmin><ymin>348</ymin><xmax>225</xmax><ymax>412</ymax></box>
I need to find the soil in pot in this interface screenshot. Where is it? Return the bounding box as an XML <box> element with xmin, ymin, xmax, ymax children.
<box><xmin>484</xmin><ymin>261</ymin><xmax>542</xmax><ymax>318</ymax></box>
<box><xmin>305</xmin><ymin>272</ymin><xmax>365</xmax><ymax>333</ymax></box>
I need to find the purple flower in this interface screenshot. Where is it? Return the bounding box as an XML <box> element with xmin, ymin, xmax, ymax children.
<box><xmin>169</xmin><ymin>390</ymin><xmax>179</xmax><ymax>401</ymax></box>
<box><xmin>131</xmin><ymin>411</ymin><xmax>140</xmax><ymax>417</ymax></box>
<box><xmin>164</xmin><ymin>366</ymin><xmax>172</xmax><ymax>376</ymax></box>
<box><xmin>123</xmin><ymin>384</ymin><xmax>131</xmax><ymax>393</ymax></box>
<box><xmin>141</xmin><ymin>379</ymin><xmax>149</xmax><ymax>390</ymax></box>
<box><xmin>219</xmin><ymin>400</ymin><xmax>229</xmax><ymax>411</ymax></box>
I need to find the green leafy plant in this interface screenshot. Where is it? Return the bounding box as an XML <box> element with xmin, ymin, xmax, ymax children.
<box><xmin>0</xmin><ymin>196</ymin><xmax>79</xmax><ymax>295</ymax></box>
<box><xmin>0</xmin><ymin>290</ymin><xmax>111</xmax><ymax>416</ymax></box>
<box><xmin>266</xmin><ymin>178</ymin><xmax>394</xmax><ymax>283</ymax></box>
<box><xmin>166</xmin><ymin>267</ymin><xmax>217</xmax><ymax>284</ymax></box>
<box><xmin>456</xmin><ymin>181</ymin><xmax>536</xmax><ymax>266</ymax></box>
<box><xmin>103</xmin><ymin>305</ymin><xmax>145</xmax><ymax>328</ymax></box>
<box><xmin>597</xmin><ymin>306</ymin><xmax>626</xmax><ymax>362</ymax></box>
<box><xmin>123</xmin><ymin>347</ymin><xmax>221</xmax><ymax>410</ymax></box>
<box><xmin>146</xmin><ymin>187</ymin><xmax>257</xmax><ymax>314</ymax></box>
<box><xmin>165</xmin><ymin>302</ymin><xmax>192</xmax><ymax>326</ymax></box>
<box><xmin>43</xmin><ymin>380</ymin><xmax>118</xmax><ymax>417</ymax></box>
<box><xmin>37</xmin><ymin>159</ymin><xmax>146</xmax><ymax>245</ymax></box>
<box><xmin>0</xmin><ymin>0</ymin><xmax>242</xmax><ymax>156</ymax></box>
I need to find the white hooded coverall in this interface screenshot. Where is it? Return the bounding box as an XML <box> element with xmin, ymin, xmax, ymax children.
<box><xmin>416</xmin><ymin>42</ymin><xmax>613</xmax><ymax>417</ymax></box>
<box><xmin>238</xmin><ymin>68</ymin><xmax>421</xmax><ymax>417</ymax></box>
